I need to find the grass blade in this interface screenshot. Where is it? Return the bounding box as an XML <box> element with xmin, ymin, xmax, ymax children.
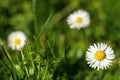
<box><xmin>36</xmin><ymin>12</ymin><xmax>52</xmax><ymax>41</ymax></box>
<box><xmin>0</xmin><ymin>39</ymin><xmax>14</xmax><ymax>68</ymax></box>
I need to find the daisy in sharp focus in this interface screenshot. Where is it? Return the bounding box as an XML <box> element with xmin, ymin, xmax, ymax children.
<box><xmin>67</xmin><ymin>10</ymin><xmax>90</xmax><ymax>29</ymax></box>
<box><xmin>86</xmin><ymin>43</ymin><xmax>115</xmax><ymax>70</ymax></box>
<box><xmin>8</xmin><ymin>31</ymin><xmax>26</xmax><ymax>50</ymax></box>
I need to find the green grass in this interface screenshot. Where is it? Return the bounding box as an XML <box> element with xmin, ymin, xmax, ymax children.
<box><xmin>0</xmin><ymin>0</ymin><xmax>120</xmax><ymax>80</ymax></box>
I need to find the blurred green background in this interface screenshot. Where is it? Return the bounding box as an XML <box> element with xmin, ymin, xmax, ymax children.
<box><xmin>0</xmin><ymin>0</ymin><xmax>120</xmax><ymax>80</ymax></box>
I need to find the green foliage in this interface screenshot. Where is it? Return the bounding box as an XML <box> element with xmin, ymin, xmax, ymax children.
<box><xmin>0</xmin><ymin>0</ymin><xmax>120</xmax><ymax>80</ymax></box>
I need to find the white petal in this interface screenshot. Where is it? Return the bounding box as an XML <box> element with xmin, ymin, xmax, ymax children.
<box><xmin>86</xmin><ymin>42</ymin><xmax>115</xmax><ymax>70</ymax></box>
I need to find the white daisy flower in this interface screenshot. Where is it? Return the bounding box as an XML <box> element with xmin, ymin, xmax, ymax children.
<box><xmin>8</xmin><ymin>31</ymin><xmax>26</xmax><ymax>50</ymax></box>
<box><xmin>86</xmin><ymin>43</ymin><xmax>115</xmax><ymax>70</ymax></box>
<box><xmin>67</xmin><ymin>10</ymin><xmax>90</xmax><ymax>29</ymax></box>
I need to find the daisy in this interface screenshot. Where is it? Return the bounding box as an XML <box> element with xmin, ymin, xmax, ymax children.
<box><xmin>8</xmin><ymin>31</ymin><xmax>26</xmax><ymax>50</ymax></box>
<box><xmin>86</xmin><ymin>43</ymin><xmax>115</xmax><ymax>70</ymax></box>
<box><xmin>67</xmin><ymin>10</ymin><xmax>90</xmax><ymax>29</ymax></box>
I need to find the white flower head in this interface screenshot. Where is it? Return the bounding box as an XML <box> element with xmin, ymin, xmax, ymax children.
<box><xmin>86</xmin><ymin>43</ymin><xmax>115</xmax><ymax>70</ymax></box>
<box><xmin>8</xmin><ymin>31</ymin><xmax>26</xmax><ymax>50</ymax></box>
<box><xmin>67</xmin><ymin>10</ymin><xmax>90</xmax><ymax>29</ymax></box>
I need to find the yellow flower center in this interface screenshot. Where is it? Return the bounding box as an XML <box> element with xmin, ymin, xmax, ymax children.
<box><xmin>94</xmin><ymin>50</ymin><xmax>105</xmax><ymax>61</ymax></box>
<box><xmin>75</xmin><ymin>17</ymin><xmax>82</xmax><ymax>23</ymax></box>
<box><xmin>14</xmin><ymin>38</ymin><xmax>21</xmax><ymax>45</ymax></box>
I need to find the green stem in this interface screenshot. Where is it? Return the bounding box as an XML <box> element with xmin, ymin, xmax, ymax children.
<box><xmin>47</xmin><ymin>40</ymin><xmax>55</xmax><ymax>58</ymax></box>
<box><xmin>28</xmin><ymin>46</ymin><xmax>35</xmax><ymax>75</ymax></box>
<box><xmin>37</xmin><ymin>62</ymin><xmax>40</xmax><ymax>80</ymax></box>
<box><xmin>20</xmin><ymin>50</ymin><xmax>29</xmax><ymax>77</ymax></box>
<box><xmin>42</xmin><ymin>62</ymin><xmax>48</xmax><ymax>80</ymax></box>
<box><xmin>32</xmin><ymin>0</ymin><xmax>38</xmax><ymax>35</ymax></box>
<box><xmin>64</xmin><ymin>29</ymin><xmax>70</xmax><ymax>61</ymax></box>
<box><xmin>85</xmin><ymin>70</ymin><xmax>96</xmax><ymax>80</ymax></box>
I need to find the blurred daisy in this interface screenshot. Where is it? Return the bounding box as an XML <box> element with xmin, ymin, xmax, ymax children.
<box><xmin>8</xmin><ymin>31</ymin><xmax>26</xmax><ymax>50</ymax></box>
<box><xmin>86</xmin><ymin>43</ymin><xmax>115</xmax><ymax>70</ymax></box>
<box><xmin>67</xmin><ymin>10</ymin><xmax>90</xmax><ymax>29</ymax></box>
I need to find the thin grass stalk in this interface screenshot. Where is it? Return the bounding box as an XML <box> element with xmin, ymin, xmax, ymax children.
<box><xmin>47</xmin><ymin>40</ymin><xmax>55</xmax><ymax>58</ymax></box>
<box><xmin>32</xmin><ymin>0</ymin><xmax>38</xmax><ymax>35</ymax></box>
<box><xmin>42</xmin><ymin>62</ymin><xmax>49</xmax><ymax>80</ymax></box>
<box><xmin>0</xmin><ymin>40</ymin><xmax>14</xmax><ymax>68</ymax></box>
<box><xmin>20</xmin><ymin>50</ymin><xmax>29</xmax><ymax>77</ymax></box>
<box><xmin>27</xmin><ymin>43</ymin><xmax>35</xmax><ymax>75</ymax></box>
<box><xmin>85</xmin><ymin>70</ymin><xmax>96</xmax><ymax>80</ymax></box>
<box><xmin>36</xmin><ymin>12</ymin><xmax>52</xmax><ymax>41</ymax></box>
